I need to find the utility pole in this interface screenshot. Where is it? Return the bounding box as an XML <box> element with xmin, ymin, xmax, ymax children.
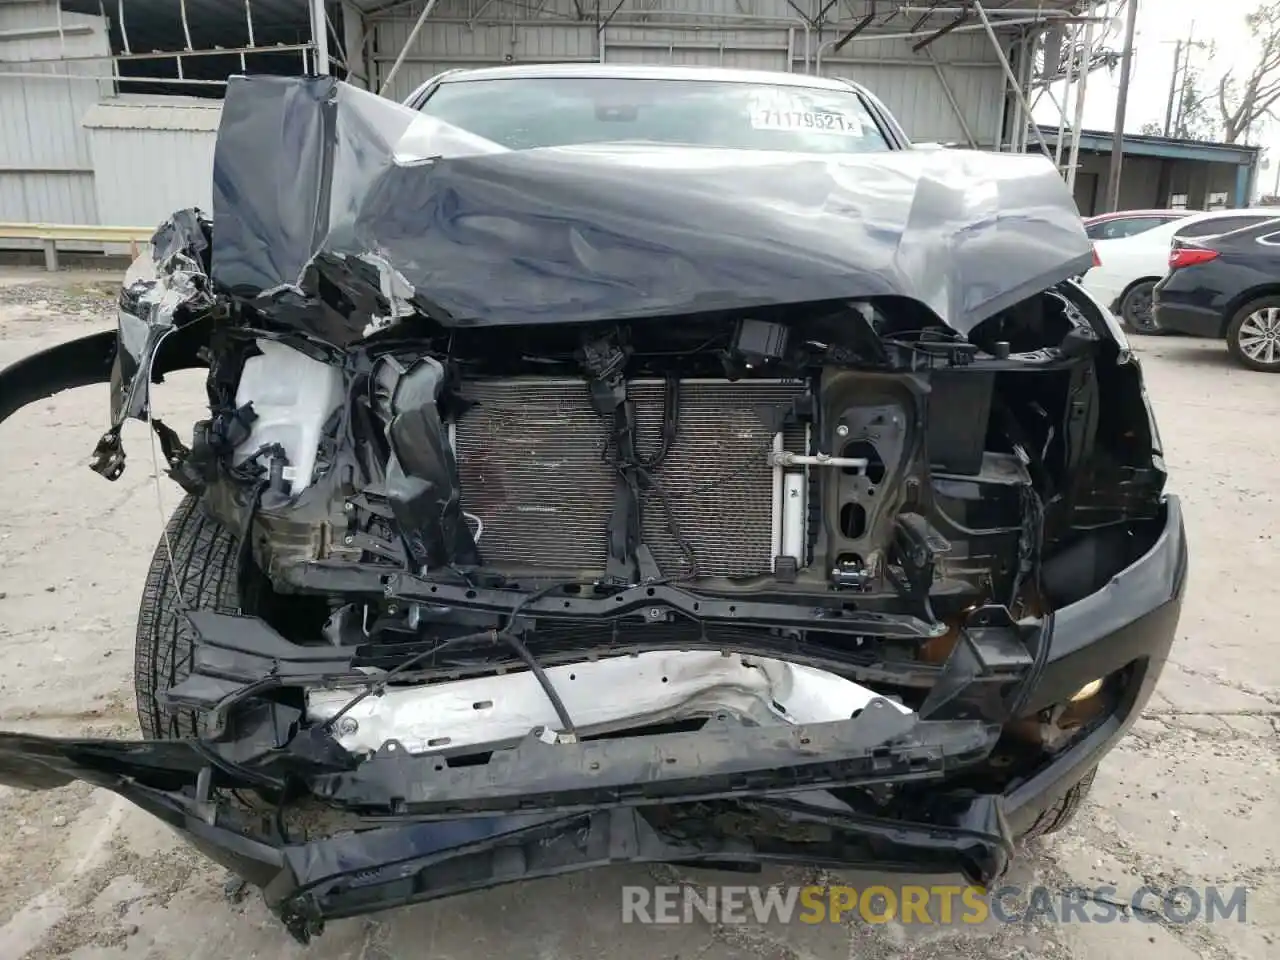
<box><xmin>1172</xmin><ymin>22</ymin><xmax>1199</xmax><ymax>138</ymax></box>
<box><xmin>1106</xmin><ymin>0</ymin><xmax>1140</xmax><ymax>212</ymax></box>
<box><xmin>1163</xmin><ymin>40</ymin><xmax>1182</xmax><ymax>136</ymax></box>
<box><xmin>1161</xmin><ymin>23</ymin><xmax>1203</xmax><ymax>140</ymax></box>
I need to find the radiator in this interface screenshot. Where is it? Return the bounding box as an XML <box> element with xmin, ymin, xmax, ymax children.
<box><xmin>452</xmin><ymin>378</ymin><xmax>808</xmax><ymax>579</ymax></box>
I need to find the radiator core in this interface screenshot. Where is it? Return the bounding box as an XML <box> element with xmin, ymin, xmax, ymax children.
<box><xmin>452</xmin><ymin>378</ymin><xmax>808</xmax><ymax>579</ymax></box>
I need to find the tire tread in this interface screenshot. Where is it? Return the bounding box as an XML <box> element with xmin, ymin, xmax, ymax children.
<box><xmin>134</xmin><ymin>494</ymin><xmax>242</xmax><ymax>739</ymax></box>
<box><xmin>1022</xmin><ymin>766</ymin><xmax>1096</xmax><ymax>839</ymax></box>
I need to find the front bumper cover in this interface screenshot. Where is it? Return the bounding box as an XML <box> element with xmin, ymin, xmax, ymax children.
<box><xmin>0</xmin><ymin>709</ymin><xmax>1010</xmax><ymax>944</ymax></box>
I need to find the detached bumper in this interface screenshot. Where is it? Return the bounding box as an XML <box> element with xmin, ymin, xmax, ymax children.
<box><xmin>0</xmin><ymin>710</ymin><xmax>1011</xmax><ymax>944</ymax></box>
<box><xmin>0</xmin><ymin>499</ymin><xmax>1186</xmax><ymax>940</ymax></box>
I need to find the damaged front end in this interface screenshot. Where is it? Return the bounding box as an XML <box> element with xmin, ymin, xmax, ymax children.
<box><xmin>0</xmin><ymin>75</ymin><xmax>1186</xmax><ymax>941</ymax></box>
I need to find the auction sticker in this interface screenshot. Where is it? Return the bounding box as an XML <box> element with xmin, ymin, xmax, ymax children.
<box><xmin>748</xmin><ymin>92</ymin><xmax>864</xmax><ymax>136</ymax></box>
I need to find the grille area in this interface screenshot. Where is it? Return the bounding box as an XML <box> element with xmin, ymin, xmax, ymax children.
<box><xmin>453</xmin><ymin>378</ymin><xmax>807</xmax><ymax>578</ymax></box>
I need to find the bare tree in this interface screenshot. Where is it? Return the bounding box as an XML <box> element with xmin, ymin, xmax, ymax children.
<box><xmin>1218</xmin><ymin>2</ymin><xmax>1280</xmax><ymax>143</ymax></box>
<box><xmin>1175</xmin><ymin>68</ymin><xmax>1218</xmax><ymax>140</ymax></box>
<box><xmin>1144</xmin><ymin>58</ymin><xmax>1218</xmax><ymax>141</ymax></box>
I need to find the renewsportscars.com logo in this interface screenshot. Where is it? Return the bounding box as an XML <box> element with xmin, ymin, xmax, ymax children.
<box><xmin>621</xmin><ymin>884</ymin><xmax>1250</xmax><ymax>926</ymax></box>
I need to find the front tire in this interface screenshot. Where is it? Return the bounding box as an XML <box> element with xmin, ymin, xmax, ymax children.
<box><xmin>1118</xmin><ymin>280</ymin><xmax>1162</xmax><ymax>335</ymax></box>
<box><xmin>1226</xmin><ymin>298</ymin><xmax>1280</xmax><ymax>372</ymax></box>
<box><xmin>134</xmin><ymin>494</ymin><xmax>244</xmax><ymax>739</ymax></box>
<box><xmin>1022</xmin><ymin>766</ymin><xmax>1097</xmax><ymax>839</ymax></box>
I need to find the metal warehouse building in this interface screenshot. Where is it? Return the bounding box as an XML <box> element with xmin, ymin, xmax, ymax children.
<box><xmin>1</xmin><ymin>0</ymin><xmax>1113</xmax><ymax>246</ymax></box>
<box><xmin>1039</xmin><ymin>126</ymin><xmax>1262</xmax><ymax>214</ymax></box>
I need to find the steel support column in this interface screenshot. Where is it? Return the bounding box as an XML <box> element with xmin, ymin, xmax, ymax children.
<box><xmin>310</xmin><ymin>0</ymin><xmax>331</xmax><ymax>74</ymax></box>
<box><xmin>972</xmin><ymin>0</ymin><xmax>1053</xmax><ymax>160</ymax></box>
<box><xmin>923</xmin><ymin>47</ymin><xmax>977</xmax><ymax>147</ymax></box>
<box><xmin>1106</xmin><ymin>0</ymin><xmax>1140</xmax><ymax>212</ymax></box>
<box><xmin>341</xmin><ymin>0</ymin><xmax>370</xmax><ymax>87</ymax></box>
<box><xmin>1066</xmin><ymin>16</ymin><xmax>1096</xmax><ymax>194</ymax></box>
<box><xmin>379</xmin><ymin>0</ymin><xmax>440</xmax><ymax>96</ymax></box>
<box><xmin>1053</xmin><ymin>23</ymin><xmax>1075</xmax><ymax>169</ymax></box>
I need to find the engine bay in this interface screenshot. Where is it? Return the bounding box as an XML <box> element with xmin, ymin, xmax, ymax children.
<box><xmin>168</xmin><ymin>279</ymin><xmax>1163</xmax><ymax>638</ymax></box>
<box><xmin>110</xmin><ymin>263</ymin><xmax>1169</xmax><ymax>803</ymax></box>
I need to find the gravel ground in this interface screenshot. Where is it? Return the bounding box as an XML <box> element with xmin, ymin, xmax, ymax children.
<box><xmin>0</xmin><ymin>266</ymin><xmax>1276</xmax><ymax>960</ymax></box>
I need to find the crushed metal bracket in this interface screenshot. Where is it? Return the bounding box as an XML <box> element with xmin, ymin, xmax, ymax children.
<box><xmin>90</xmin><ymin>428</ymin><xmax>126</xmax><ymax>481</ymax></box>
<box><xmin>886</xmin><ymin>512</ymin><xmax>951</xmax><ymax>623</ymax></box>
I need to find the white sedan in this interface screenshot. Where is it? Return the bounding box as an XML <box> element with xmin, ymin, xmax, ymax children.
<box><xmin>1082</xmin><ymin>208</ymin><xmax>1280</xmax><ymax>334</ymax></box>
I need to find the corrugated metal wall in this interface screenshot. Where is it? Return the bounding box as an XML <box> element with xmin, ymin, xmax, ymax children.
<box><xmin>83</xmin><ymin>97</ymin><xmax>220</xmax><ymax>231</ymax></box>
<box><xmin>820</xmin><ymin>32</ymin><xmax>1003</xmax><ymax>148</ymax></box>
<box><xmin>0</xmin><ymin>0</ymin><xmax>112</xmax><ymax>227</ymax></box>
<box><xmin>366</xmin><ymin>0</ymin><xmax>1006</xmax><ymax>147</ymax></box>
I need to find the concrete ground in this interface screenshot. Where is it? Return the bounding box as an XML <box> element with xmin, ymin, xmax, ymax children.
<box><xmin>0</xmin><ymin>267</ymin><xmax>1275</xmax><ymax>959</ymax></box>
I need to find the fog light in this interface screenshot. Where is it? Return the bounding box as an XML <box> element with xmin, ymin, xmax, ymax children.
<box><xmin>1069</xmin><ymin>678</ymin><xmax>1104</xmax><ymax>702</ymax></box>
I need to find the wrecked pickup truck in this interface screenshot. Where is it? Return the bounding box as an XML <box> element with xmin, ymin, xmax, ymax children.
<box><xmin>0</xmin><ymin>66</ymin><xmax>1185</xmax><ymax>941</ymax></box>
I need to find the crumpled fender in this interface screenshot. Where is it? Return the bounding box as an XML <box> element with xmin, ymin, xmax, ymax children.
<box><xmin>0</xmin><ymin>321</ymin><xmax>212</xmax><ymax>432</ymax></box>
<box><xmin>0</xmin><ymin>329</ymin><xmax>117</xmax><ymax>428</ymax></box>
<box><xmin>0</xmin><ymin>210</ymin><xmax>215</xmax><ymax>476</ymax></box>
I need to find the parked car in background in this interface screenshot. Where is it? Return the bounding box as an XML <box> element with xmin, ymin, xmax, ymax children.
<box><xmin>1154</xmin><ymin>216</ymin><xmax>1280</xmax><ymax>371</ymax></box>
<box><xmin>1083</xmin><ymin>209</ymin><xmax>1193</xmax><ymax>241</ymax></box>
<box><xmin>1082</xmin><ymin>208</ymin><xmax>1280</xmax><ymax>334</ymax></box>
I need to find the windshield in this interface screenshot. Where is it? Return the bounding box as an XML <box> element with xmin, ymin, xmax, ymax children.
<box><xmin>416</xmin><ymin>77</ymin><xmax>892</xmax><ymax>153</ymax></box>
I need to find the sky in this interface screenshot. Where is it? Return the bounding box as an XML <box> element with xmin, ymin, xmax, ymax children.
<box><xmin>1031</xmin><ymin>0</ymin><xmax>1270</xmax><ymax>149</ymax></box>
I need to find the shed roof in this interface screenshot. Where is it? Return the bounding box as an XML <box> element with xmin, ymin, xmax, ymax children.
<box><xmin>1038</xmin><ymin>127</ymin><xmax>1261</xmax><ymax>166</ymax></box>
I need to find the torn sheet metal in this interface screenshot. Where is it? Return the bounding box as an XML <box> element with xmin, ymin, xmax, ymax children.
<box><xmin>209</xmin><ymin>75</ymin><xmax>1094</xmax><ymax>345</ymax></box>
<box><xmin>112</xmin><ymin>209</ymin><xmax>215</xmax><ymax>426</ymax></box>
<box><xmin>372</xmin><ymin>355</ymin><xmax>479</xmax><ymax>568</ymax></box>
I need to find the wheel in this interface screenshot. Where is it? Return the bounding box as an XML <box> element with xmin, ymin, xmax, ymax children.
<box><xmin>1226</xmin><ymin>298</ymin><xmax>1280</xmax><ymax>372</ymax></box>
<box><xmin>134</xmin><ymin>493</ymin><xmax>245</xmax><ymax>739</ymax></box>
<box><xmin>1118</xmin><ymin>280</ymin><xmax>1162</xmax><ymax>335</ymax></box>
<box><xmin>1021</xmin><ymin>766</ymin><xmax>1096</xmax><ymax>839</ymax></box>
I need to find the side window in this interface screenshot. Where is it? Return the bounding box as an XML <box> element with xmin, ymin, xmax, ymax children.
<box><xmin>1175</xmin><ymin>215</ymin><xmax>1271</xmax><ymax>238</ymax></box>
<box><xmin>1089</xmin><ymin>217</ymin><xmax>1166</xmax><ymax>240</ymax></box>
<box><xmin>1112</xmin><ymin>218</ymin><xmax>1156</xmax><ymax>238</ymax></box>
<box><xmin>1086</xmin><ymin>219</ymin><xmax>1125</xmax><ymax>240</ymax></box>
<box><xmin>1096</xmin><ymin>220</ymin><xmax>1130</xmax><ymax>239</ymax></box>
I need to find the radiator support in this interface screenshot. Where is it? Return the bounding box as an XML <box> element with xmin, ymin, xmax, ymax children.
<box><xmin>450</xmin><ymin>378</ymin><xmax>809</xmax><ymax>580</ymax></box>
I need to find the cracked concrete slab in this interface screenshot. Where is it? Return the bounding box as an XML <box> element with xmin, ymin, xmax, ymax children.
<box><xmin>0</xmin><ymin>273</ymin><xmax>1276</xmax><ymax>959</ymax></box>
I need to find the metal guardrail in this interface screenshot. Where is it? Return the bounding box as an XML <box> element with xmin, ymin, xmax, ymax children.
<box><xmin>0</xmin><ymin>223</ymin><xmax>154</xmax><ymax>271</ymax></box>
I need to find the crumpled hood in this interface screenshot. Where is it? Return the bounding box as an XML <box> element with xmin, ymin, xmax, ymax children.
<box><xmin>209</xmin><ymin>75</ymin><xmax>1093</xmax><ymax>345</ymax></box>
